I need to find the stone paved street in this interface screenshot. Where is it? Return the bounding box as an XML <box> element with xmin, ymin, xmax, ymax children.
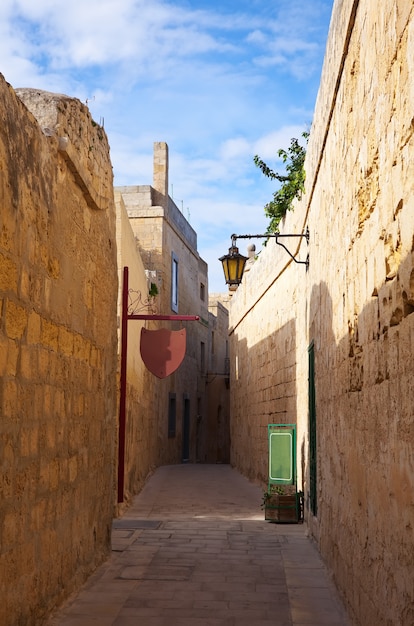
<box><xmin>47</xmin><ymin>464</ymin><xmax>350</xmax><ymax>626</ymax></box>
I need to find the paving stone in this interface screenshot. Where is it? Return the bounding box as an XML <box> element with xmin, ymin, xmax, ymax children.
<box><xmin>47</xmin><ymin>465</ymin><xmax>350</xmax><ymax>626</ymax></box>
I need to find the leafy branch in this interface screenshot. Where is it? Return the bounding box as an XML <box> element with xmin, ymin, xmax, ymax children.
<box><xmin>254</xmin><ymin>131</ymin><xmax>309</xmax><ymax>233</ymax></box>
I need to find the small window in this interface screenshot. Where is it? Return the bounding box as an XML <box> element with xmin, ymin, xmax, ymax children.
<box><xmin>200</xmin><ymin>282</ymin><xmax>205</xmax><ymax>301</ymax></box>
<box><xmin>200</xmin><ymin>341</ymin><xmax>205</xmax><ymax>373</ymax></box>
<box><xmin>168</xmin><ymin>393</ymin><xmax>176</xmax><ymax>438</ymax></box>
<box><xmin>171</xmin><ymin>252</ymin><xmax>178</xmax><ymax>313</ymax></box>
<box><xmin>211</xmin><ymin>331</ymin><xmax>215</xmax><ymax>355</ymax></box>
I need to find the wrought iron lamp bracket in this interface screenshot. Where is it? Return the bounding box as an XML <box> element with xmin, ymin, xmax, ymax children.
<box><xmin>231</xmin><ymin>226</ymin><xmax>309</xmax><ymax>269</ymax></box>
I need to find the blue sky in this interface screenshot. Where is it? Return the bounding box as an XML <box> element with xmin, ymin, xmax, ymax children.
<box><xmin>1</xmin><ymin>0</ymin><xmax>333</xmax><ymax>292</ymax></box>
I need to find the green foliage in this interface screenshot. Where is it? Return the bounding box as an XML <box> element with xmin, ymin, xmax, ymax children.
<box><xmin>254</xmin><ymin>131</ymin><xmax>309</xmax><ymax>233</ymax></box>
<box><xmin>261</xmin><ymin>485</ymin><xmax>286</xmax><ymax>508</ymax></box>
<box><xmin>149</xmin><ymin>282</ymin><xmax>158</xmax><ymax>298</ymax></box>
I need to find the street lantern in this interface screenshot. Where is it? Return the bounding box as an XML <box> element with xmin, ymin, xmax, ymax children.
<box><xmin>220</xmin><ymin>228</ymin><xmax>309</xmax><ymax>287</ymax></box>
<box><xmin>219</xmin><ymin>237</ymin><xmax>248</xmax><ymax>287</ymax></box>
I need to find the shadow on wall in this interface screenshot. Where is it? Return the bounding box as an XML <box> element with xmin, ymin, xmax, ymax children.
<box><xmin>307</xmin><ymin>249</ymin><xmax>414</xmax><ymax>625</ymax></box>
<box><xmin>230</xmin><ymin>317</ymin><xmax>297</xmax><ymax>487</ymax></box>
<box><xmin>307</xmin><ymin>281</ymin><xmax>334</xmax><ymax>525</ymax></box>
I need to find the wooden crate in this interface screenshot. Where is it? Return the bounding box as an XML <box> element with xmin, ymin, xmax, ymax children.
<box><xmin>264</xmin><ymin>494</ymin><xmax>299</xmax><ymax>523</ymax></box>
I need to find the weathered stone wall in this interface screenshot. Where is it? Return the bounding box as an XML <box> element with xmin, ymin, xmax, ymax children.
<box><xmin>116</xmin><ymin>143</ymin><xmax>209</xmax><ymax>466</ymax></box>
<box><xmin>115</xmin><ymin>193</ymin><xmax>160</xmax><ymax>509</ymax></box>
<box><xmin>229</xmin><ymin>207</ymin><xmax>307</xmax><ymax>486</ymax></box>
<box><xmin>229</xmin><ymin>2</ymin><xmax>414</xmax><ymax>624</ymax></box>
<box><xmin>0</xmin><ymin>79</ymin><xmax>118</xmax><ymax>624</ymax></box>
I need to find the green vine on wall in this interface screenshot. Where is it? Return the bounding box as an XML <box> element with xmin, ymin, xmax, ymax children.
<box><xmin>254</xmin><ymin>131</ymin><xmax>309</xmax><ymax>233</ymax></box>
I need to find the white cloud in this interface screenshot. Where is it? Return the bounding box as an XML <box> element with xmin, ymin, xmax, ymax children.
<box><xmin>0</xmin><ymin>0</ymin><xmax>334</xmax><ymax>291</ymax></box>
<box><xmin>253</xmin><ymin>126</ymin><xmax>308</xmax><ymax>161</ymax></box>
<box><xmin>246</xmin><ymin>29</ymin><xmax>267</xmax><ymax>46</ymax></box>
<box><xmin>7</xmin><ymin>0</ymin><xmax>238</xmax><ymax>76</ymax></box>
<box><xmin>219</xmin><ymin>137</ymin><xmax>251</xmax><ymax>161</ymax></box>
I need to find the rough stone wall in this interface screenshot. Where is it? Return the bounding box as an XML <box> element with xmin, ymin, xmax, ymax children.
<box><xmin>0</xmin><ymin>79</ymin><xmax>118</xmax><ymax>625</ymax></box>
<box><xmin>228</xmin><ymin>208</ymin><xmax>306</xmax><ymax>487</ymax></box>
<box><xmin>229</xmin><ymin>1</ymin><xmax>414</xmax><ymax>624</ymax></box>
<box><xmin>115</xmin><ymin>193</ymin><xmax>160</xmax><ymax>509</ymax></box>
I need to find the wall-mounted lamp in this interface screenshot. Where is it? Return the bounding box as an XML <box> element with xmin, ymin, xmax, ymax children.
<box><xmin>219</xmin><ymin>227</ymin><xmax>309</xmax><ymax>287</ymax></box>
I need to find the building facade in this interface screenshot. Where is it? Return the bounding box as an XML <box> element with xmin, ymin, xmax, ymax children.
<box><xmin>115</xmin><ymin>143</ymin><xmax>210</xmax><ymax>469</ymax></box>
<box><xmin>228</xmin><ymin>2</ymin><xmax>414</xmax><ymax>624</ymax></box>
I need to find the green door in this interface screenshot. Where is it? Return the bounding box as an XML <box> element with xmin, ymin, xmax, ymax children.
<box><xmin>308</xmin><ymin>342</ymin><xmax>317</xmax><ymax>515</ymax></box>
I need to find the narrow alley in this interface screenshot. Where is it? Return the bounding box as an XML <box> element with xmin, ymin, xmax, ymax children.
<box><xmin>47</xmin><ymin>464</ymin><xmax>349</xmax><ymax>626</ymax></box>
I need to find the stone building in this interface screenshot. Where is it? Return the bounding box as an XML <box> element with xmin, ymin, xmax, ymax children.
<box><xmin>115</xmin><ymin>191</ymin><xmax>160</xmax><ymax>507</ymax></box>
<box><xmin>228</xmin><ymin>1</ymin><xmax>414</xmax><ymax>625</ymax></box>
<box><xmin>5</xmin><ymin>2</ymin><xmax>414</xmax><ymax>623</ymax></box>
<box><xmin>115</xmin><ymin>143</ymin><xmax>210</xmax><ymax>468</ymax></box>
<box><xmin>205</xmin><ymin>295</ymin><xmax>231</xmax><ymax>464</ymax></box>
<box><xmin>0</xmin><ymin>80</ymin><xmax>118</xmax><ymax>624</ymax></box>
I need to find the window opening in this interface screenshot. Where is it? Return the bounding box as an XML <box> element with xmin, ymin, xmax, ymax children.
<box><xmin>171</xmin><ymin>252</ymin><xmax>178</xmax><ymax>313</ymax></box>
<box><xmin>182</xmin><ymin>396</ymin><xmax>190</xmax><ymax>462</ymax></box>
<box><xmin>168</xmin><ymin>393</ymin><xmax>176</xmax><ymax>438</ymax></box>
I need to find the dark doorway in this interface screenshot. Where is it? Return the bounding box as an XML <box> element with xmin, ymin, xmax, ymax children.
<box><xmin>182</xmin><ymin>396</ymin><xmax>190</xmax><ymax>462</ymax></box>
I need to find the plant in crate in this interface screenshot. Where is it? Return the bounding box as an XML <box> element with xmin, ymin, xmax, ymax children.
<box><xmin>262</xmin><ymin>484</ymin><xmax>300</xmax><ymax>523</ymax></box>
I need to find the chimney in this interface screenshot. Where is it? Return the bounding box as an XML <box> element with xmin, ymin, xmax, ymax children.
<box><xmin>153</xmin><ymin>142</ymin><xmax>168</xmax><ymax>208</ymax></box>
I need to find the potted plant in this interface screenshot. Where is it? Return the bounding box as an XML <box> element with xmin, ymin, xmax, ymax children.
<box><xmin>262</xmin><ymin>484</ymin><xmax>302</xmax><ymax>523</ymax></box>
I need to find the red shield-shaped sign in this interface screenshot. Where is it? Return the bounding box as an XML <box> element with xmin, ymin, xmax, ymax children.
<box><xmin>140</xmin><ymin>328</ymin><xmax>187</xmax><ymax>379</ymax></box>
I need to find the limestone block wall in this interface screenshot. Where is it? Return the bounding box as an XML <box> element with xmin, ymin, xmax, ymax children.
<box><xmin>115</xmin><ymin>192</ymin><xmax>161</xmax><ymax>507</ymax></box>
<box><xmin>0</xmin><ymin>79</ymin><xmax>118</xmax><ymax>625</ymax></box>
<box><xmin>228</xmin><ymin>206</ymin><xmax>307</xmax><ymax>487</ymax></box>
<box><xmin>229</xmin><ymin>1</ymin><xmax>414</xmax><ymax>624</ymax></box>
<box><xmin>205</xmin><ymin>297</ymin><xmax>230</xmax><ymax>464</ymax></box>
